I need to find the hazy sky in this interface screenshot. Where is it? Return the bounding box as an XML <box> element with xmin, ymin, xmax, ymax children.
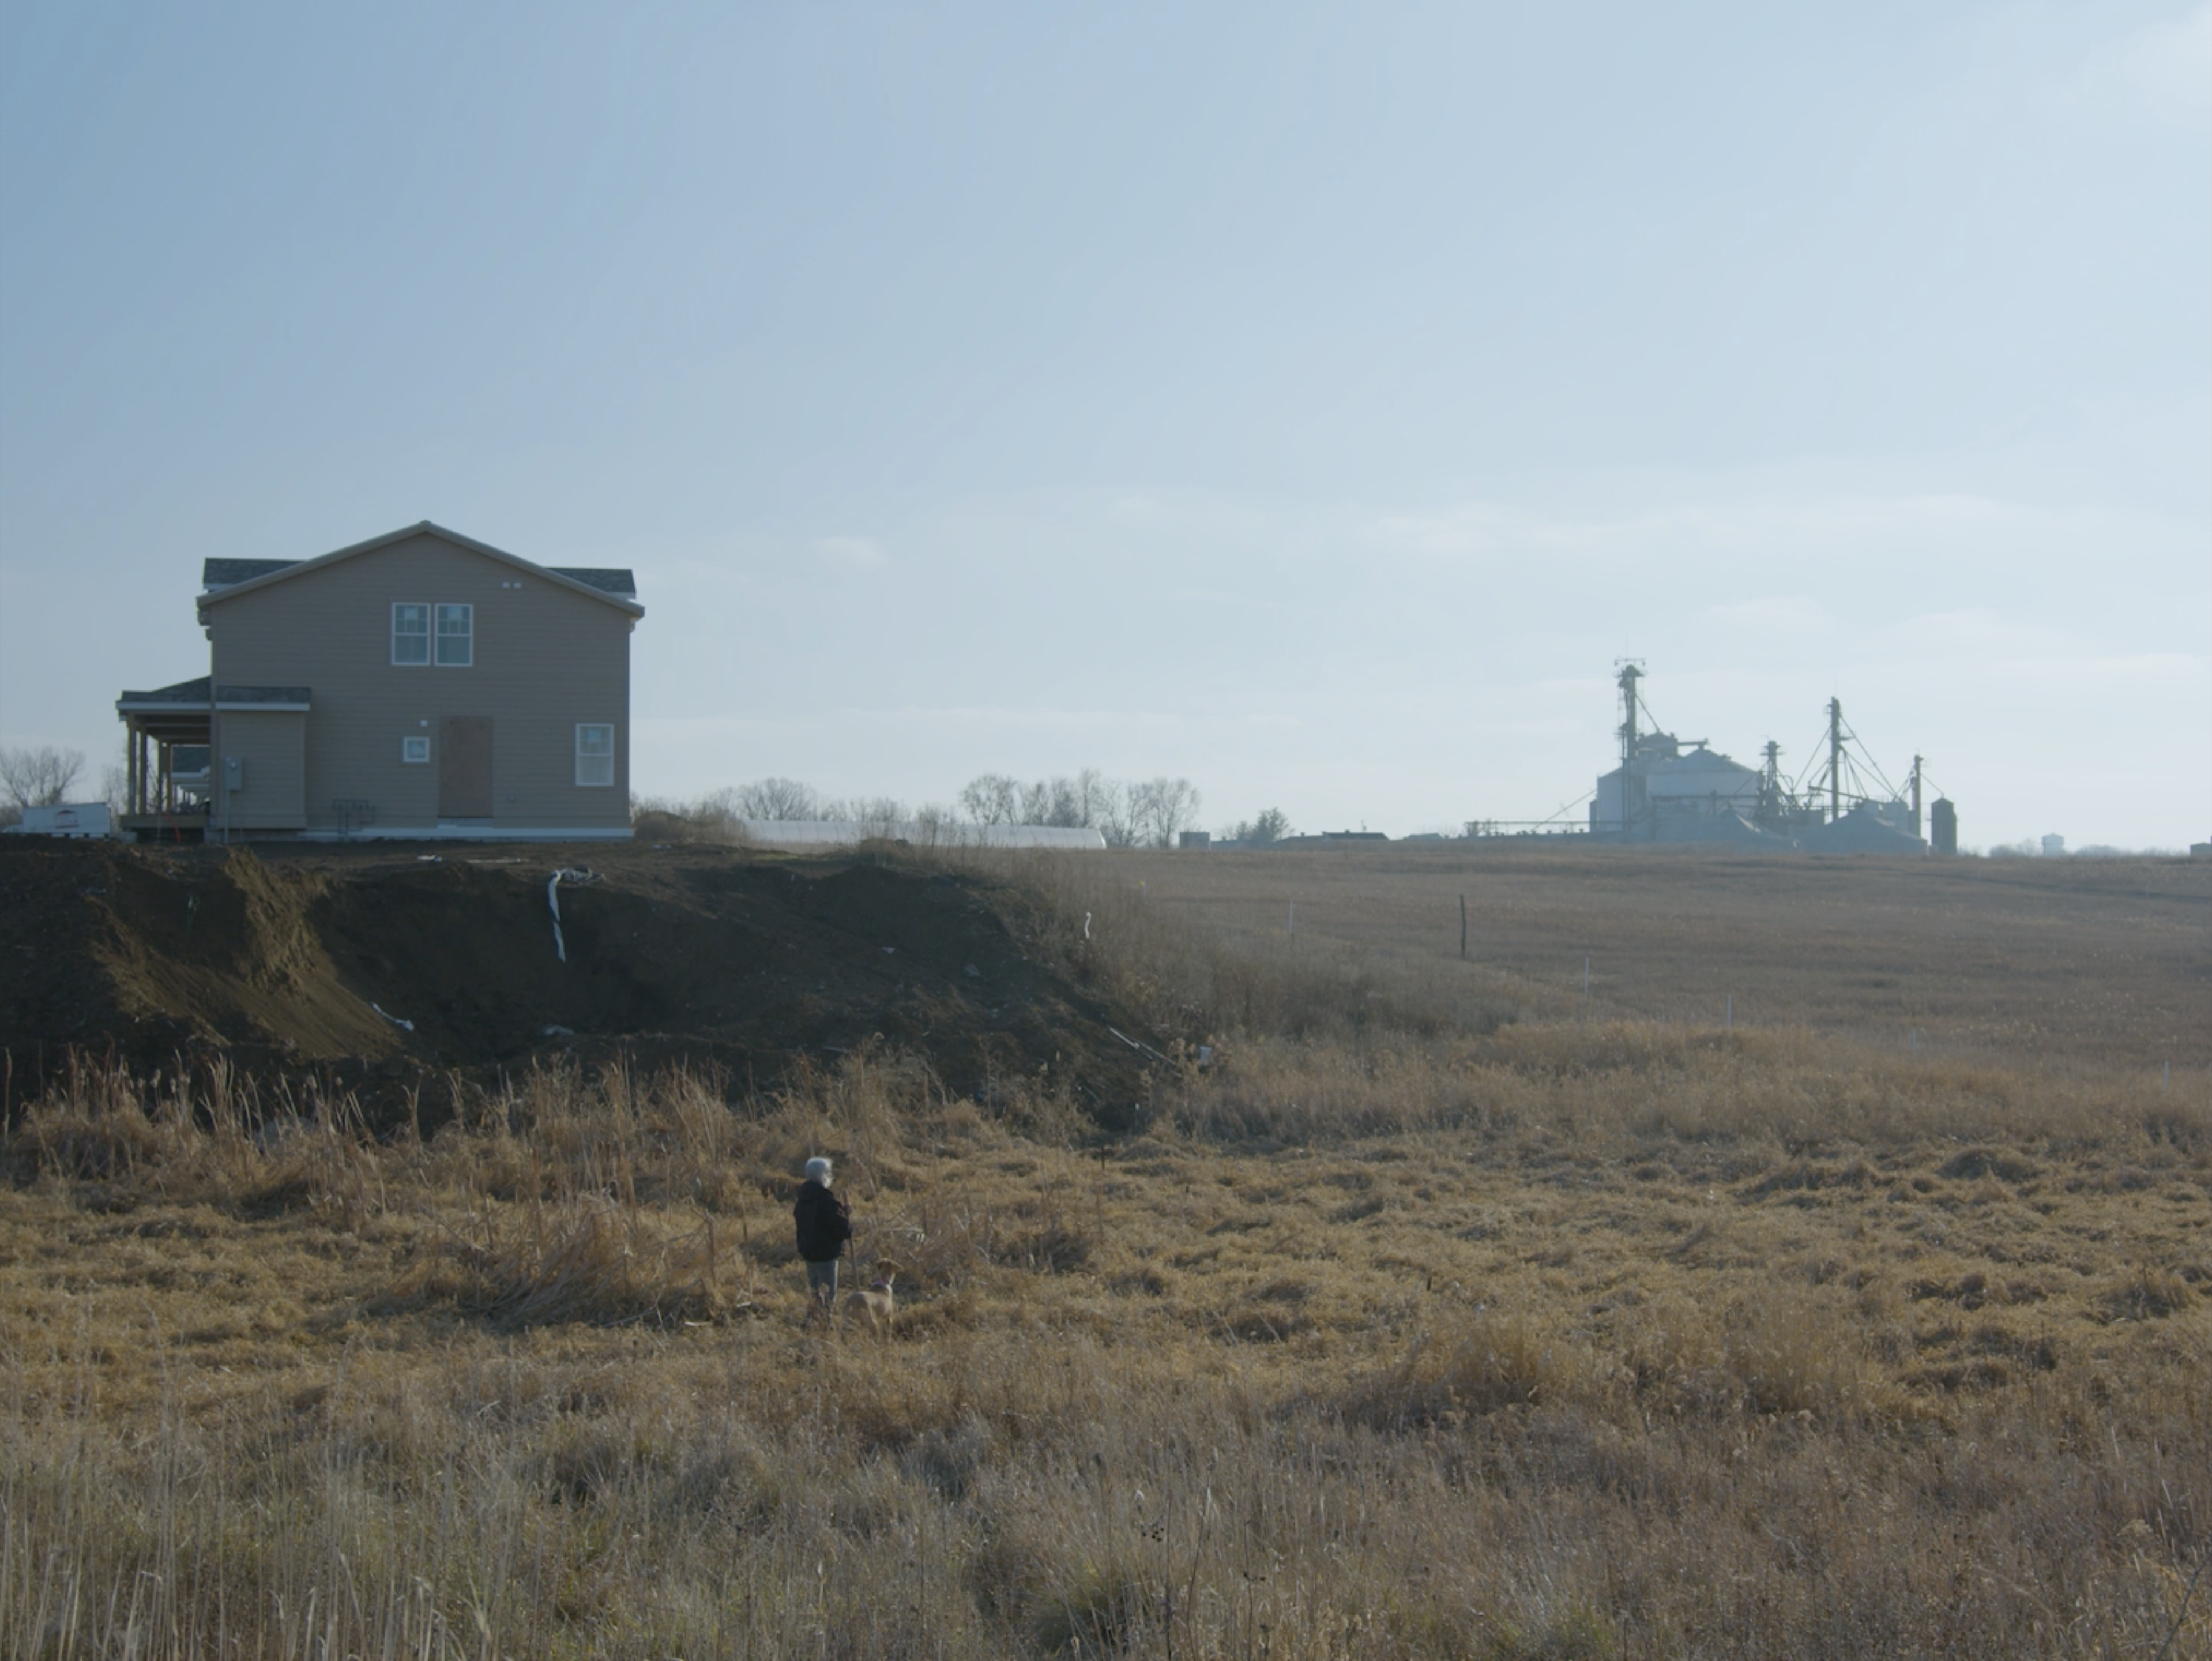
<box><xmin>3</xmin><ymin>3</ymin><xmax>2207</xmax><ymax>847</ymax></box>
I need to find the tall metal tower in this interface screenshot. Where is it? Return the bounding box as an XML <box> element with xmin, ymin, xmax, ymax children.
<box><xmin>1827</xmin><ymin>697</ymin><xmax>1844</xmax><ymax>824</ymax></box>
<box><xmin>1616</xmin><ymin>660</ymin><xmax>1645</xmax><ymax>836</ymax></box>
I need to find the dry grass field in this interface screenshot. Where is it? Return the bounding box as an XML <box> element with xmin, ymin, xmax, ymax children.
<box><xmin>2</xmin><ymin>845</ymin><xmax>2207</xmax><ymax>1659</ymax></box>
<box><xmin>1098</xmin><ymin>844</ymin><xmax>2212</xmax><ymax>1066</ymax></box>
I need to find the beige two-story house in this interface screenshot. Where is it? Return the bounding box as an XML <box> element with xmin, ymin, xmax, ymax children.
<box><xmin>115</xmin><ymin>522</ymin><xmax>643</xmax><ymax>841</ymax></box>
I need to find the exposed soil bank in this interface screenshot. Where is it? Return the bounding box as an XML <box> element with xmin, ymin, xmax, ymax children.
<box><xmin>0</xmin><ymin>841</ymin><xmax>1152</xmax><ymax>1127</ymax></box>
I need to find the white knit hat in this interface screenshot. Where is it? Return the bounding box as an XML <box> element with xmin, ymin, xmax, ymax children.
<box><xmin>804</xmin><ymin>1156</ymin><xmax>833</xmax><ymax>1185</ymax></box>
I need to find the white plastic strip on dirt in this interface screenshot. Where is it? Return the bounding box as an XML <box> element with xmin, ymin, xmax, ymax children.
<box><xmin>546</xmin><ymin>867</ymin><xmax>600</xmax><ymax>963</ymax></box>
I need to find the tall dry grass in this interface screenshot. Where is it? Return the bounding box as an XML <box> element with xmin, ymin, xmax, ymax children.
<box><xmin>1167</xmin><ymin>1019</ymin><xmax>2212</xmax><ymax>1151</ymax></box>
<box><xmin>7</xmin><ymin>1325</ymin><xmax>2204</xmax><ymax>1659</ymax></box>
<box><xmin>3</xmin><ymin>1039</ymin><xmax>2206</xmax><ymax>1658</ymax></box>
<box><xmin>4</xmin><ymin>841</ymin><xmax>2210</xmax><ymax>1656</ymax></box>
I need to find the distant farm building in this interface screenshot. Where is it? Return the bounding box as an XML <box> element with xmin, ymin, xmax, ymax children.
<box><xmin>1582</xmin><ymin>664</ymin><xmax>1945</xmax><ymax>854</ymax></box>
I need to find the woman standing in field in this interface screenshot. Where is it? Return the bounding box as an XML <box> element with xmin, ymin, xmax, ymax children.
<box><xmin>792</xmin><ymin>1156</ymin><xmax>851</xmax><ymax>1321</ymax></box>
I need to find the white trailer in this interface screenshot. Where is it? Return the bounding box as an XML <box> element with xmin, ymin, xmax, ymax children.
<box><xmin>3</xmin><ymin>802</ymin><xmax>113</xmax><ymax>839</ymax></box>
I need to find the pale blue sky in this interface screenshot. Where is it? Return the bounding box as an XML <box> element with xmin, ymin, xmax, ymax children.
<box><xmin>3</xmin><ymin>3</ymin><xmax>2206</xmax><ymax>846</ymax></box>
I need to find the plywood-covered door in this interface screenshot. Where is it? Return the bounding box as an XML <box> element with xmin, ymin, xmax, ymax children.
<box><xmin>438</xmin><ymin>716</ymin><xmax>493</xmax><ymax>818</ymax></box>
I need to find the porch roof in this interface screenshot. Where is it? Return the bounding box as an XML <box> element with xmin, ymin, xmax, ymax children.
<box><xmin>116</xmin><ymin>678</ymin><xmax>311</xmax><ymax>741</ymax></box>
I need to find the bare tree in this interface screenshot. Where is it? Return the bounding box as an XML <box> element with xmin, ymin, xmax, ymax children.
<box><xmin>1094</xmin><ymin>779</ymin><xmax>1142</xmax><ymax>847</ymax></box>
<box><xmin>1127</xmin><ymin>777</ymin><xmax>1202</xmax><ymax>848</ymax></box>
<box><xmin>1069</xmin><ymin>767</ymin><xmax>1112</xmax><ymax>829</ymax></box>
<box><xmin>0</xmin><ymin>745</ymin><xmax>86</xmax><ymax>811</ymax></box>
<box><xmin>1032</xmin><ymin>769</ymin><xmax>1113</xmax><ymax>828</ymax></box>
<box><xmin>959</xmin><ymin>773</ymin><xmax>1021</xmax><ymax>825</ymax></box>
<box><xmin>824</xmin><ymin>795</ymin><xmax>908</xmax><ymax>828</ymax></box>
<box><xmin>957</xmin><ymin>767</ymin><xmax>1192</xmax><ymax>841</ymax></box>
<box><xmin>735</xmin><ymin>777</ymin><xmax>823</xmax><ymax>820</ymax></box>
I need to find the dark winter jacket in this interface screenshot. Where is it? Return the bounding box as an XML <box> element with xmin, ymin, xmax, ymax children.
<box><xmin>793</xmin><ymin>1179</ymin><xmax>852</xmax><ymax>1264</ymax></box>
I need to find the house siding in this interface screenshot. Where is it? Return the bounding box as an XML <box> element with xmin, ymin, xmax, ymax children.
<box><xmin>206</xmin><ymin>531</ymin><xmax>634</xmax><ymax>834</ymax></box>
<box><xmin>216</xmin><ymin>711</ymin><xmax>307</xmax><ymax>829</ymax></box>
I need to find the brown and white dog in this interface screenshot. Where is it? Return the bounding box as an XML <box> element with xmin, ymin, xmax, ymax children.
<box><xmin>845</xmin><ymin>1272</ymin><xmax>897</xmax><ymax>1333</ymax></box>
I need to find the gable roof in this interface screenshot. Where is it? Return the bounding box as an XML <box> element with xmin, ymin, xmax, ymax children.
<box><xmin>196</xmin><ymin>521</ymin><xmax>643</xmax><ymax>617</ymax></box>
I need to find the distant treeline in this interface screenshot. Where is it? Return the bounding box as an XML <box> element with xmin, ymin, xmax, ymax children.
<box><xmin>634</xmin><ymin>770</ymin><xmax>1213</xmax><ymax>850</ymax></box>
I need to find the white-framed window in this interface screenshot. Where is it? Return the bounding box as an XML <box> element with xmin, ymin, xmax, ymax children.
<box><xmin>434</xmin><ymin>603</ymin><xmax>473</xmax><ymax>666</ymax></box>
<box><xmin>392</xmin><ymin>603</ymin><xmax>430</xmax><ymax>664</ymax></box>
<box><xmin>575</xmin><ymin>723</ymin><xmax>615</xmax><ymax>787</ymax></box>
<box><xmin>401</xmin><ymin>735</ymin><xmax>430</xmax><ymax>764</ymax></box>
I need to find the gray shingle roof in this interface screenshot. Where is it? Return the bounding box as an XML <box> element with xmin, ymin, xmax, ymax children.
<box><xmin>201</xmin><ymin>555</ymin><xmax>635</xmax><ymax>599</ymax></box>
<box><xmin>547</xmin><ymin>567</ymin><xmax>638</xmax><ymax>597</ymax></box>
<box><xmin>112</xmin><ymin>679</ymin><xmax>311</xmax><ymax>708</ymax></box>
<box><xmin>202</xmin><ymin>559</ymin><xmax>298</xmax><ymax>589</ymax></box>
<box><xmin>116</xmin><ymin>677</ymin><xmax>212</xmax><ymax>705</ymax></box>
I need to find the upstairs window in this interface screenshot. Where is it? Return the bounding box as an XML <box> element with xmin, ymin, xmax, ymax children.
<box><xmin>435</xmin><ymin>603</ymin><xmax>473</xmax><ymax>666</ymax></box>
<box><xmin>575</xmin><ymin>724</ymin><xmax>615</xmax><ymax>787</ymax></box>
<box><xmin>392</xmin><ymin>603</ymin><xmax>430</xmax><ymax>664</ymax></box>
<box><xmin>401</xmin><ymin>735</ymin><xmax>430</xmax><ymax>763</ymax></box>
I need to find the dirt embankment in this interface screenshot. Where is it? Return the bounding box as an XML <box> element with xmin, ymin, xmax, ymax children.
<box><xmin>0</xmin><ymin>841</ymin><xmax>1152</xmax><ymax>1127</ymax></box>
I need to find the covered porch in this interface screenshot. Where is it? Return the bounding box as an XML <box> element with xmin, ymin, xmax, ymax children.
<box><xmin>114</xmin><ymin>678</ymin><xmax>314</xmax><ymax>840</ymax></box>
<box><xmin>115</xmin><ymin>677</ymin><xmax>213</xmax><ymax>841</ymax></box>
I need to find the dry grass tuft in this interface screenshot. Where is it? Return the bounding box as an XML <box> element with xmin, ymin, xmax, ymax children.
<box><xmin>379</xmin><ymin>1198</ymin><xmax>731</xmax><ymax>1328</ymax></box>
